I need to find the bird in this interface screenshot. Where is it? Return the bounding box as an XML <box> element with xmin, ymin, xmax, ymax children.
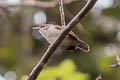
<box><xmin>32</xmin><ymin>24</ymin><xmax>90</xmax><ymax>52</ymax></box>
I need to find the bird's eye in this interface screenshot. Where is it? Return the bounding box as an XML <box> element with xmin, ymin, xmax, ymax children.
<box><xmin>42</xmin><ymin>25</ymin><xmax>45</xmax><ymax>27</ymax></box>
<box><xmin>40</xmin><ymin>25</ymin><xmax>45</xmax><ymax>28</ymax></box>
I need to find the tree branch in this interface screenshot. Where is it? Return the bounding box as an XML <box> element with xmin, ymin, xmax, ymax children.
<box><xmin>27</xmin><ymin>0</ymin><xmax>97</xmax><ymax>80</ymax></box>
<box><xmin>64</xmin><ymin>7</ymin><xmax>85</xmax><ymax>33</ymax></box>
<box><xmin>96</xmin><ymin>74</ymin><xmax>102</xmax><ymax>80</ymax></box>
<box><xmin>58</xmin><ymin>0</ymin><xmax>66</xmax><ymax>27</ymax></box>
<box><xmin>110</xmin><ymin>54</ymin><xmax>120</xmax><ymax>68</ymax></box>
<box><xmin>0</xmin><ymin>0</ymin><xmax>77</xmax><ymax>8</ymax></box>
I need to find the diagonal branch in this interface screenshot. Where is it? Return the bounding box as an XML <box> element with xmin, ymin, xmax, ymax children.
<box><xmin>64</xmin><ymin>7</ymin><xmax>85</xmax><ymax>33</ymax></box>
<box><xmin>27</xmin><ymin>0</ymin><xmax>97</xmax><ymax>80</ymax></box>
<box><xmin>58</xmin><ymin>0</ymin><xmax>66</xmax><ymax>27</ymax></box>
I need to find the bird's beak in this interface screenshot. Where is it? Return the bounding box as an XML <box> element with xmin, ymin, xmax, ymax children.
<box><xmin>32</xmin><ymin>27</ymin><xmax>40</xmax><ymax>30</ymax></box>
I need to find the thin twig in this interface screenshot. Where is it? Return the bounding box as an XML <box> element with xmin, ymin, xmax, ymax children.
<box><xmin>58</xmin><ymin>0</ymin><xmax>66</xmax><ymax>27</ymax></box>
<box><xmin>96</xmin><ymin>74</ymin><xmax>102</xmax><ymax>80</ymax></box>
<box><xmin>27</xmin><ymin>0</ymin><xmax>97</xmax><ymax>80</ymax></box>
<box><xmin>0</xmin><ymin>0</ymin><xmax>77</xmax><ymax>8</ymax></box>
<box><xmin>110</xmin><ymin>54</ymin><xmax>120</xmax><ymax>68</ymax></box>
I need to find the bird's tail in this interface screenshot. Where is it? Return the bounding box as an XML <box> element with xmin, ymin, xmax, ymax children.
<box><xmin>77</xmin><ymin>40</ymin><xmax>90</xmax><ymax>52</ymax></box>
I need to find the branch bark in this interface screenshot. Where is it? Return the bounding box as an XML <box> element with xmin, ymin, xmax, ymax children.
<box><xmin>96</xmin><ymin>74</ymin><xmax>102</xmax><ymax>80</ymax></box>
<box><xmin>0</xmin><ymin>0</ymin><xmax>77</xmax><ymax>8</ymax></box>
<box><xmin>59</xmin><ymin>0</ymin><xmax>66</xmax><ymax>27</ymax></box>
<box><xmin>27</xmin><ymin>0</ymin><xmax>97</xmax><ymax>80</ymax></box>
<box><xmin>110</xmin><ymin>54</ymin><xmax>120</xmax><ymax>68</ymax></box>
<box><xmin>64</xmin><ymin>7</ymin><xmax>85</xmax><ymax>33</ymax></box>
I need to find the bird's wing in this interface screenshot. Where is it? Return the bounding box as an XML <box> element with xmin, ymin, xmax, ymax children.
<box><xmin>68</xmin><ymin>31</ymin><xmax>80</xmax><ymax>40</ymax></box>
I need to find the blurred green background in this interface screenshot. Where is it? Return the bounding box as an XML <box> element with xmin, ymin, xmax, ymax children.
<box><xmin>0</xmin><ymin>0</ymin><xmax>120</xmax><ymax>80</ymax></box>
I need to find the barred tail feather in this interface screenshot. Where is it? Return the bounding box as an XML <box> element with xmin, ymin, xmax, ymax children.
<box><xmin>77</xmin><ymin>40</ymin><xmax>90</xmax><ymax>52</ymax></box>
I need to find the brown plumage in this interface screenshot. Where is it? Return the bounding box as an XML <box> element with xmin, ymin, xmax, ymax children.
<box><xmin>32</xmin><ymin>24</ymin><xmax>90</xmax><ymax>52</ymax></box>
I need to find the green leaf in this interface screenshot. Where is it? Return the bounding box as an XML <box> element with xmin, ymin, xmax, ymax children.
<box><xmin>36</xmin><ymin>59</ymin><xmax>89</xmax><ymax>80</ymax></box>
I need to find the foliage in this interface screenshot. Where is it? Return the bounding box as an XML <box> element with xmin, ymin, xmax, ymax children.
<box><xmin>36</xmin><ymin>59</ymin><xmax>89</xmax><ymax>80</ymax></box>
<box><xmin>0</xmin><ymin>0</ymin><xmax>120</xmax><ymax>80</ymax></box>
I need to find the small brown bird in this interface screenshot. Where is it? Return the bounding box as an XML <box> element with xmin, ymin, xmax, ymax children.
<box><xmin>32</xmin><ymin>24</ymin><xmax>90</xmax><ymax>52</ymax></box>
